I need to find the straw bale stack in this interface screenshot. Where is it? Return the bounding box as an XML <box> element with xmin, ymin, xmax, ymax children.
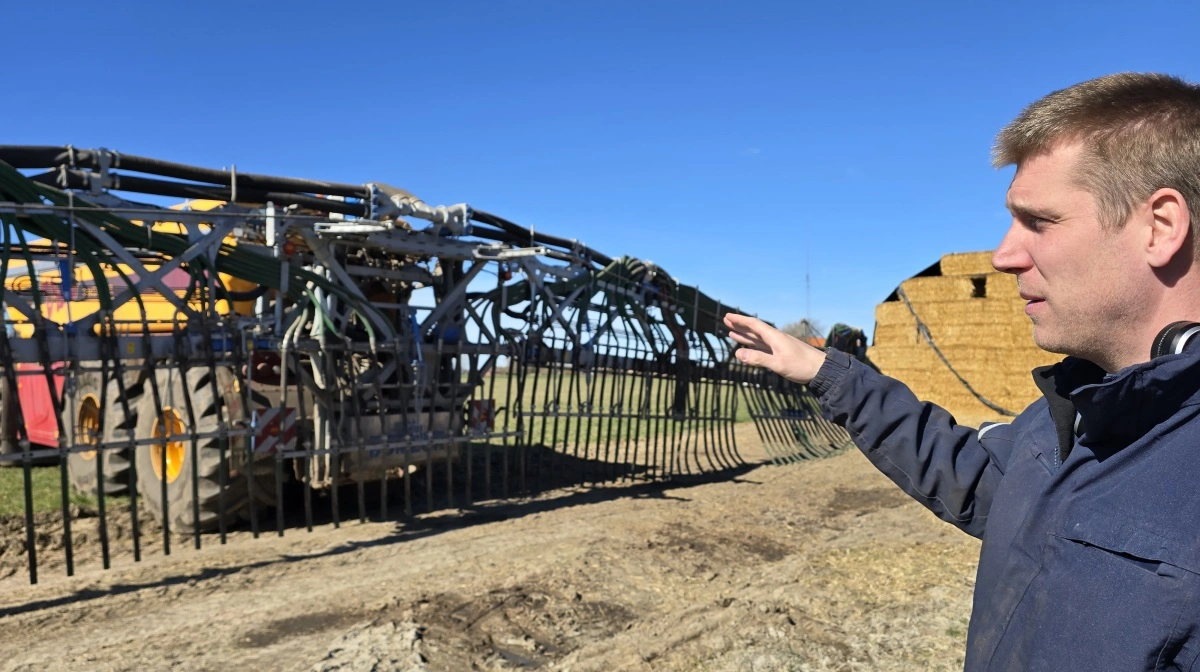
<box><xmin>867</xmin><ymin>251</ymin><xmax>1061</xmax><ymax>428</ymax></box>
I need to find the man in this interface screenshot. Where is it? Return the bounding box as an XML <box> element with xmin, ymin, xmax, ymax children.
<box><xmin>724</xmin><ymin>73</ymin><xmax>1200</xmax><ymax>670</ymax></box>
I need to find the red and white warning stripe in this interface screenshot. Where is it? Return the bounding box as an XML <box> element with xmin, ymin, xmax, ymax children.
<box><xmin>253</xmin><ymin>407</ymin><xmax>297</xmax><ymax>454</ymax></box>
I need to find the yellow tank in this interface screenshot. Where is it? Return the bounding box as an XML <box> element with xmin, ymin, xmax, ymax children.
<box><xmin>5</xmin><ymin>199</ymin><xmax>259</xmax><ymax>335</ymax></box>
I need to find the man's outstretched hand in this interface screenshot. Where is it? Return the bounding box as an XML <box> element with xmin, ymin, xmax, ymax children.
<box><xmin>723</xmin><ymin>313</ymin><xmax>828</xmax><ymax>385</ymax></box>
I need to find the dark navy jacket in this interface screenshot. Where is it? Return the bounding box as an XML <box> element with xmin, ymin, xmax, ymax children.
<box><xmin>809</xmin><ymin>348</ymin><xmax>1200</xmax><ymax>671</ymax></box>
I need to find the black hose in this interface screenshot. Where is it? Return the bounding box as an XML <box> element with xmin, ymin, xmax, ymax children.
<box><xmin>471</xmin><ymin>209</ymin><xmax>613</xmax><ymax>265</ymax></box>
<box><xmin>27</xmin><ymin>169</ymin><xmax>367</xmax><ymax>217</ymax></box>
<box><xmin>0</xmin><ymin>146</ymin><xmax>64</xmax><ymax>168</ymax></box>
<box><xmin>3</xmin><ymin>145</ymin><xmax>615</xmax><ymax>264</ymax></box>
<box><xmin>0</xmin><ymin>145</ymin><xmax>368</xmax><ymax>199</ymax></box>
<box><xmin>113</xmin><ymin>153</ymin><xmax>368</xmax><ymax>199</ymax></box>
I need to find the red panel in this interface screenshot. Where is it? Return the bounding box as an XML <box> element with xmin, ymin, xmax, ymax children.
<box><xmin>16</xmin><ymin>363</ymin><xmax>64</xmax><ymax>447</ymax></box>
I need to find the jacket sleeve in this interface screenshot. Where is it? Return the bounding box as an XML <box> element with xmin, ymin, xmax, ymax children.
<box><xmin>808</xmin><ymin>350</ymin><xmax>1015</xmax><ymax>539</ymax></box>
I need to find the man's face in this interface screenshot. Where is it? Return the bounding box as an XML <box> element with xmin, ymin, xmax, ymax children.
<box><xmin>992</xmin><ymin>143</ymin><xmax>1146</xmax><ymax>368</ymax></box>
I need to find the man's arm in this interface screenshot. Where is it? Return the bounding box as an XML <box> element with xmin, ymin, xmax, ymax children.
<box><xmin>724</xmin><ymin>313</ymin><xmax>1012</xmax><ymax>538</ymax></box>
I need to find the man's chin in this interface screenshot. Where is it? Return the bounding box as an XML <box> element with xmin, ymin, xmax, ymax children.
<box><xmin>1031</xmin><ymin>331</ymin><xmax>1072</xmax><ymax>356</ymax></box>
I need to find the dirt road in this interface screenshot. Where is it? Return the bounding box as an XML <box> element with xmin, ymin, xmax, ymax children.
<box><xmin>0</xmin><ymin>427</ymin><xmax>979</xmax><ymax>671</ymax></box>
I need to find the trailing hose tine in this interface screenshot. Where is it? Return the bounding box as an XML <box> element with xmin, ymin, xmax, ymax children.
<box><xmin>463</xmin><ymin>349</ymin><xmax>475</xmax><ymax>506</ymax></box>
<box><xmin>676</xmin><ymin>353</ymin><xmax>694</xmax><ymax>478</ymax></box>
<box><xmin>548</xmin><ymin>333</ymin><xmax>569</xmax><ymax>485</ymax></box>
<box><xmin>504</xmin><ymin>345</ymin><xmax>518</xmax><ymax>500</ymax></box>
<box><xmin>716</xmin><ymin>363</ymin><xmax>733</xmax><ymax>467</ymax></box>
<box><xmin>600</xmin><ymin>335</ymin><xmax>619</xmax><ymax>482</ymax></box>
<box><xmin>742</xmin><ymin>372</ymin><xmax>782</xmax><ymax>465</ymax></box>
<box><xmin>621</xmin><ymin>335</ymin><xmax>644</xmax><ymax>480</ymax></box>
<box><xmin>623</xmin><ymin>337</ymin><xmax>647</xmax><ymax>481</ymax></box>
<box><xmin>766</xmin><ymin>382</ymin><xmax>804</xmax><ymax>464</ymax></box>
<box><xmin>614</xmin><ymin>336</ymin><xmax>633</xmax><ymax>482</ymax></box>
<box><xmin>766</xmin><ymin>380</ymin><xmax>805</xmax><ymax>462</ymax></box>
<box><xmin>426</xmin><ymin>337</ymin><xmax>443</xmax><ymax>511</ymax></box>
<box><xmin>197</xmin><ymin>312</ymin><xmax>229</xmax><ymax>546</ymax></box>
<box><xmin>19</xmin><ymin>233</ymin><xmax>75</xmax><ymax>576</ymax></box>
<box><xmin>96</xmin><ymin>324</ymin><xmax>112</xmax><ymax>568</ymax></box>
<box><xmin>484</xmin><ymin>342</ymin><xmax>498</xmax><ymax>502</ymax></box>
<box><xmin>717</xmin><ymin>362</ymin><xmax>736</xmax><ymax>467</ymax></box>
<box><xmin>647</xmin><ymin>351</ymin><xmax>665</xmax><ymax>479</ymax></box>
<box><xmin>326</xmin><ymin>340</ymin><xmax>341</xmax><ymax>529</ymax></box>
<box><xmin>702</xmin><ymin>362</ymin><xmax>723</xmax><ymax>472</ymax></box>
<box><xmin>348</xmin><ymin>341</ymin><xmax>367</xmax><ymax>524</ymax></box>
<box><xmin>292</xmin><ymin>347</ymin><xmax>314</xmax><ymax>534</ymax></box>
<box><xmin>570</xmin><ymin>327</ymin><xmax>589</xmax><ymax>475</ymax></box>
<box><xmin>517</xmin><ymin>342</ymin><xmax>531</xmax><ymax>495</ymax></box>
<box><xmin>631</xmin><ymin>336</ymin><xmax>651</xmax><ymax>478</ymax></box>
<box><xmin>401</xmin><ymin>342</ymin><xmax>414</xmax><ymax>518</ymax></box>
<box><xmin>577</xmin><ymin>333</ymin><xmax>598</xmax><ymax>485</ymax></box>
<box><xmin>705</xmin><ymin>355</ymin><xmax>724</xmax><ymax>470</ymax></box>
<box><xmin>0</xmin><ymin>316</ymin><xmax>37</xmax><ymax>582</ymax></box>
<box><xmin>525</xmin><ymin>336</ymin><xmax>545</xmax><ymax>493</ymax></box>
<box><xmin>534</xmin><ymin>334</ymin><xmax>555</xmax><ymax>493</ymax></box>
<box><xmin>763</xmin><ymin>384</ymin><xmax>801</xmax><ymax>460</ymax></box>
<box><xmin>444</xmin><ymin>341</ymin><xmax>458</xmax><ymax>510</ymax></box>
<box><xmin>235</xmin><ymin>328</ymin><xmax>261</xmax><ymax>538</ymax></box>
<box><xmin>173</xmin><ymin>325</ymin><xmax>202</xmax><ymax>551</ymax></box>
<box><xmin>373</xmin><ymin>346</ymin><xmax>390</xmax><ymax>522</ymax></box>
<box><xmin>603</xmin><ymin>336</ymin><xmax>625</xmax><ymax>483</ymax></box>
<box><xmin>655</xmin><ymin>352</ymin><xmax>673</xmax><ymax>479</ymax></box>
<box><xmin>697</xmin><ymin>357</ymin><xmax>718</xmax><ymax>472</ymax></box>
<box><xmin>264</xmin><ymin>331</ymin><xmax>286</xmax><ymax>537</ymax></box>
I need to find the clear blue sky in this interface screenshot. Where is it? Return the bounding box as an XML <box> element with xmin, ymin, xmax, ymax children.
<box><xmin>5</xmin><ymin>1</ymin><xmax>1199</xmax><ymax>335</ymax></box>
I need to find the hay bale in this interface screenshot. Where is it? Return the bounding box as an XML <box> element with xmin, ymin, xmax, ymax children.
<box><xmin>869</xmin><ymin>252</ymin><xmax>1061</xmax><ymax>425</ymax></box>
<box><xmin>872</xmin><ymin>323</ymin><xmax>919</xmax><ymax>346</ymax></box>
<box><xmin>899</xmin><ymin>276</ymin><xmax>976</xmax><ymax>303</ymax></box>
<box><xmin>875</xmin><ymin>301</ymin><xmax>915</xmax><ymax>325</ymax></box>
<box><xmin>986</xmin><ymin>274</ymin><xmax>1022</xmax><ymax>299</ymax></box>
<box><xmin>939</xmin><ymin>251</ymin><xmax>996</xmax><ymax>277</ymax></box>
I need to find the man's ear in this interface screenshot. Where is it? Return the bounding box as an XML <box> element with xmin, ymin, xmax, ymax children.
<box><xmin>1145</xmin><ymin>188</ymin><xmax>1191</xmax><ymax>268</ymax></box>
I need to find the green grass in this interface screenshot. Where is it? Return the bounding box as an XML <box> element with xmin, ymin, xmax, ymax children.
<box><xmin>0</xmin><ymin>466</ymin><xmax>119</xmax><ymax>516</ymax></box>
<box><xmin>472</xmin><ymin>369</ymin><xmax>753</xmax><ymax>450</ymax></box>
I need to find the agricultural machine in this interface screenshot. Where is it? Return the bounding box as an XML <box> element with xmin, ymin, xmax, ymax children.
<box><xmin>0</xmin><ymin>145</ymin><xmax>852</xmax><ymax>583</ymax></box>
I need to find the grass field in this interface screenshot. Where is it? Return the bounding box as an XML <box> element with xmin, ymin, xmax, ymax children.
<box><xmin>0</xmin><ymin>465</ymin><xmax>113</xmax><ymax>516</ymax></box>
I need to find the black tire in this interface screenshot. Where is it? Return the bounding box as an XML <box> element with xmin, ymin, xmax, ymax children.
<box><xmin>0</xmin><ymin>375</ymin><xmax>19</xmax><ymax>458</ymax></box>
<box><xmin>135</xmin><ymin>365</ymin><xmax>274</xmax><ymax>534</ymax></box>
<box><xmin>64</xmin><ymin>369</ymin><xmax>138</xmax><ymax>496</ymax></box>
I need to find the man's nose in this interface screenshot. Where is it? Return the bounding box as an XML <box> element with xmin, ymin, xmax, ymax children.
<box><xmin>992</xmin><ymin>221</ymin><xmax>1029</xmax><ymax>275</ymax></box>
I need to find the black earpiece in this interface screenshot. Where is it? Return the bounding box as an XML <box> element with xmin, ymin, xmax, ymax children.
<box><xmin>1151</xmin><ymin>321</ymin><xmax>1200</xmax><ymax>359</ymax></box>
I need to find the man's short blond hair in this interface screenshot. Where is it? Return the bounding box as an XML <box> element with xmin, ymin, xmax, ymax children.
<box><xmin>993</xmin><ymin>72</ymin><xmax>1200</xmax><ymax>230</ymax></box>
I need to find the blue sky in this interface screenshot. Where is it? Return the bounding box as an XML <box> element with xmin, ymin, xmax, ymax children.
<box><xmin>5</xmin><ymin>1</ymin><xmax>1200</xmax><ymax>335</ymax></box>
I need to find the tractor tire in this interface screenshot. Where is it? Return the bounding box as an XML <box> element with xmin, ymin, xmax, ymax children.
<box><xmin>135</xmin><ymin>365</ymin><xmax>274</xmax><ymax>534</ymax></box>
<box><xmin>64</xmin><ymin>370</ymin><xmax>138</xmax><ymax>496</ymax></box>
<box><xmin>0</xmin><ymin>375</ymin><xmax>18</xmax><ymax>457</ymax></box>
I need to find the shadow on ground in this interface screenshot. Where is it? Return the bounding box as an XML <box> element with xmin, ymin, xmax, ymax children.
<box><xmin>0</xmin><ymin>443</ymin><xmax>766</xmax><ymax>615</ymax></box>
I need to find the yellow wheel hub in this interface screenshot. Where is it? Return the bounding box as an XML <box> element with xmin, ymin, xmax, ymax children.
<box><xmin>151</xmin><ymin>407</ymin><xmax>186</xmax><ymax>484</ymax></box>
<box><xmin>76</xmin><ymin>395</ymin><xmax>101</xmax><ymax>461</ymax></box>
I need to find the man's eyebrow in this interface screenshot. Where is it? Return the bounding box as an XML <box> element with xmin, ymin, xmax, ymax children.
<box><xmin>1006</xmin><ymin>201</ymin><xmax>1064</xmax><ymax>221</ymax></box>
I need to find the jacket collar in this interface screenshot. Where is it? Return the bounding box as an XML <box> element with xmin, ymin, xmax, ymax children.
<box><xmin>1032</xmin><ymin>358</ymin><xmax>1104</xmax><ymax>463</ymax></box>
<box><xmin>1032</xmin><ymin>348</ymin><xmax>1200</xmax><ymax>461</ymax></box>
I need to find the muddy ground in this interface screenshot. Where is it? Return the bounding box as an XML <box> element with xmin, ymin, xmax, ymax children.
<box><xmin>0</xmin><ymin>425</ymin><xmax>980</xmax><ymax>671</ymax></box>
